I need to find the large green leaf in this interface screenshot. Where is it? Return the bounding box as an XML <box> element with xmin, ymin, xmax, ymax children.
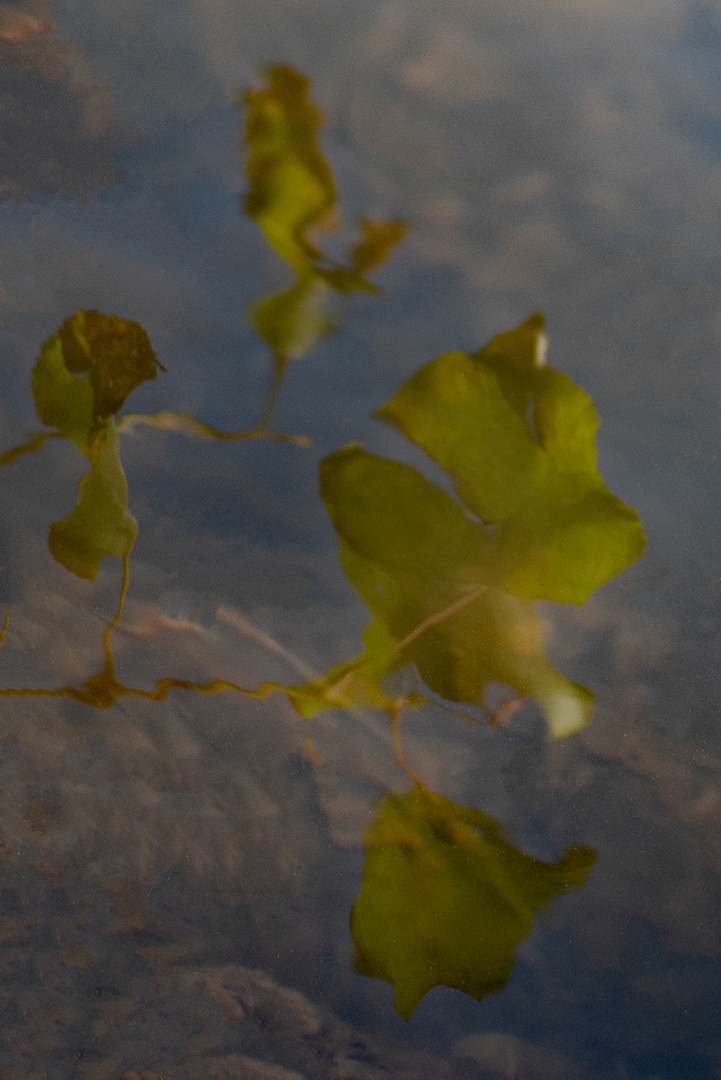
<box><xmin>377</xmin><ymin>313</ymin><xmax>646</xmax><ymax>604</ymax></box>
<box><xmin>48</xmin><ymin>423</ymin><xmax>137</xmax><ymax>580</ymax></box>
<box><xmin>351</xmin><ymin>788</ymin><xmax>596</xmax><ymax>1019</ymax></box>
<box><xmin>291</xmin><ymin>315</ymin><xmax>645</xmax><ymax>735</ymax></box>
<box><xmin>300</xmin><ymin>445</ymin><xmax>593</xmax><ymax>736</ymax></box>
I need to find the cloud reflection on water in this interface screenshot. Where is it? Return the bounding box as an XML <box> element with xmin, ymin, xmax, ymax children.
<box><xmin>0</xmin><ymin>0</ymin><xmax>718</xmax><ymax>1073</ymax></box>
<box><xmin>0</xmin><ymin>1</ymin><xmax>124</xmax><ymax>201</ymax></box>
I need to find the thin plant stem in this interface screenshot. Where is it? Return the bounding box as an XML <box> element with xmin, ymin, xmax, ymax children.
<box><xmin>255</xmin><ymin>351</ymin><xmax>288</xmax><ymax>432</ymax></box>
<box><xmin>391</xmin><ymin>584</ymin><xmax>487</xmax><ymax>655</ymax></box>
<box><xmin>0</xmin><ymin>431</ymin><xmax>64</xmax><ymax>466</ymax></box>
<box><xmin>117</xmin><ymin>408</ymin><xmax>309</xmax><ymax>448</ymax></box>
<box><xmin>389</xmin><ymin>702</ymin><xmax>425</xmax><ymax>788</ymax></box>
<box><xmin>104</xmin><ymin>541</ymin><xmax>133</xmax><ymax>641</ymax></box>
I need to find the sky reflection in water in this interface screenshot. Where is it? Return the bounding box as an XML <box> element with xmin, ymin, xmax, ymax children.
<box><xmin>0</xmin><ymin>1</ymin><xmax>720</xmax><ymax>1077</ymax></box>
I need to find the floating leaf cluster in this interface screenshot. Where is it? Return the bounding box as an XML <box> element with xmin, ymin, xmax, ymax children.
<box><xmin>29</xmin><ymin>309</ymin><xmax>163</xmax><ymax>579</ymax></box>
<box><xmin>0</xmin><ymin>66</ymin><xmax>648</xmax><ymax>1023</ymax></box>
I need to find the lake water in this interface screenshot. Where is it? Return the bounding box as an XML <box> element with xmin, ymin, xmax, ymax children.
<box><xmin>0</xmin><ymin>0</ymin><xmax>721</xmax><ymax>1077</ymax></box>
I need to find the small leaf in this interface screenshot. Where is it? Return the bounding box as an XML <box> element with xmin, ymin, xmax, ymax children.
<box><xmin>24</xmin><ymin>310</ymin><xmax>160</xmax><ymax>578</ymax></box>
<box><xmin>32</xmin><ymin>310</ymin><xmax>165</xmax><ymax>456</ymax></box>
<box><xmin>348</xmin><ymin>218</ymin><xmax>410</xmax><ymax>275</ymax></box>
<box><xmin>243</xmin><ymin>65</ymin><xmax>337</xmax><ymax>274</ymax></box>
<box><xmin>377</xmin><ymin>313</ymin><xmax>646</xmax><ymax>604</ymax></box>
<box><xmin>32</xmin><ymin>334</ymin><xmax>95</xmax><ymax>456</ymax></box>
<box><xmin>251</xmin><ymin>275</ymin><xmax>336</xmax><ymax>361</ymax></box>
<box><xmin>48</xmin><ymin>422</ymin><xmax>137</xmax><ymax>581</ymax></box>
<box><xmin>351</xmin><ymin>788</ymin><xmax>596</xmax><ymax>1019</ymax></box>
<box><xmin>314</xmin><ymin>218</ymin><xmax>409</xmax><ymax>294</ymax></box>
<box><xmin>56</xmin><ymin>308</ymin><xmax>165</xmax><ymax>419</ymax></box>
<box><xmin>241</xmin><ymin>67</ymin><xmax>408</xmax><ymax>371</ymax></box>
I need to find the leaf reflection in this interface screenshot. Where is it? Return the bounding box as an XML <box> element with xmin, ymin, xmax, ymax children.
<box><xmin>241</xmin><ymin>65</ymin><xmax>408</xmax><ymax>428</ymax></box>
<box><xmin>351</xmin><ymin>788</ymin><xmax>596</xmax><ymax>1019</ymax></box>
<box><xmin>0</xmin><ymin>13</ymin><xmax>123</xmax><ymax>202</ymax></box>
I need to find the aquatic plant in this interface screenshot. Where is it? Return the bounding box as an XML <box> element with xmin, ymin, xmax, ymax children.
<box><xmin>241</xmin><ymin>65</ymin><xmax>407</xmax><ymax>427</ymax></box>
<box><xmin>0</xmin><ymin>66</ymin><xmax>647</xmax><ymax>1021</ymax></box>
<box><xmin>290</xmin><ymin>312</ymin><xmax>645</xmax><ymax>740</ymax></box>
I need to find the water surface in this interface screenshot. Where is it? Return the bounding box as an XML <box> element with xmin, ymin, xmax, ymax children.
<box><xmin>0</xmin><ymin>1</ymin><xmax>720</xmax><ymax>1077</ymax></box>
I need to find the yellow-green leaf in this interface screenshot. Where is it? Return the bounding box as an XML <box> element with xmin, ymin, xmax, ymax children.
<box><xmin>351</xmin><ymin>788</ymin><xmax>596</xmax><ymax>1019</ymax></box>
<box><xmin>348</xmin><ymin>218</ymin><xmax>410</xmax><ymax>275</ymax></box>
<box><xmin>56</xmin><ymin>308</ymin><xmax>164</xmax><ymax>419</ymax></box>
<box><xmin>32</xmin><ymin>334</ymin><xmax>95</xmax><ymax>456</ymax></box>
<box><xmin>24</xmin><ymin>310</ymin><xmax>161</xmax><ymax>577</ymax></box>
<box><xmin>48</xmin><ymin>423</ymin><xmax>137</xmax><ymax>580</ymax></box>
<box><xmin>32</xmin><ymin>309</ymin><xmax>165</xmax><ymax>457</ymax></box>
<box><xmin>251</xmin><ymin>275</ymin><xmax>335</xmax><ymax>361</ymax></box>
<box><xmin>376</xmin><ymin>313</ymin><xmax>646</xmax><ymax>604</ymax></box>
<box><xmin>241</xmin><ymin>67</ymin><xmax>407</xmax><ymax>370</ymax></box>
<box><xmin>243</xmin><ymin>65</ymin><xmax>336</xmax><ymax>274</ymax></box>
<box><xmin>312</xmin><ymin>445</ymin><xmax>593</xmax><ymax>736</ymax></box>
<box><xmin>316</xmin><ymin>219</ymin><xmax>409</xmax><ymax>294</ymax></box>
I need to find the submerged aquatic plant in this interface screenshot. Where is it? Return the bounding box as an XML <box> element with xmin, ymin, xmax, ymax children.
<box><xmin>0</xmin><ymin>306</ymin><xmax>641</xmax><ymax>1018</ymax></box>
<box><xmin>0</xmin><ymin>66</ymin><xmax>646</xmax><ymax>1022</ymax></box>
<box><xmin>5</xmin><ymin>309</ymin><xmax>163</xmax><ymax>580</ymax></box>
<box><xmin>351</xmin><ymin>788</ymin><xmax>596</xmax><ymax>1019</ymax></box>
<box><xmin>241</xmin><ymin>65</ymin><xmax>407</xmax><ymax>427</ymax></box>
<box><xmin>0</xmin><ymin>308</ymin><xmax>305</xmax><ymax>584</ymax></box>
<box><xmin>289</xmin><ymin>313</ymin><xmax>645</xmax><ymax>740</ymax></box>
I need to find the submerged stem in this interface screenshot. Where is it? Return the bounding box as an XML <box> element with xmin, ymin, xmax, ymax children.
<box><xmin>389</xmin><ymin>703</ymin><xmax>425</xmax><ymax>788</ymax></box>
<box><xmin>117</xmin><ymin>408</ymin><xmax>309</xmax><ymax>448</ymax></box>
<box><xmin>255</xmin><ymin>351</ymin><xmax>288</xmax><ymax>432</ymax></box>
<box><xmin>391</xmin><ymin>584</ymin><xmax>488</xmax><ymax>656</ymax></box>
<box><xmin>0</xmin><ymin>431</ymin><xmax>64</xmax><ymax>466</ymax></box>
